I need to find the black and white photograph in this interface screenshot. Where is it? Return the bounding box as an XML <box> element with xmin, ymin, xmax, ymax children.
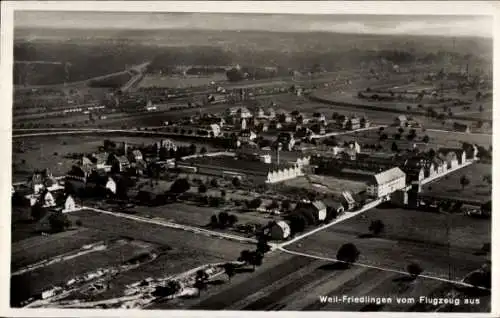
<box><xmin>2</xmin><ymin>1</ymin><xmax>497</xmax><ymax>315</ymax></box>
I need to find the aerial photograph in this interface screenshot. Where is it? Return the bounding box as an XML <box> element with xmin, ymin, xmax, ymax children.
<box><xmin>9</xmin><ymin>8</ymin><xmax>492</xmax><ymax>313</ymax></box>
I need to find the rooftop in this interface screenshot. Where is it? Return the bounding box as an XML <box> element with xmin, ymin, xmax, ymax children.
<box><xmin>373</xmin><ymin>167</ymin><xmax>406</xmax><ymax>185</ymax></box>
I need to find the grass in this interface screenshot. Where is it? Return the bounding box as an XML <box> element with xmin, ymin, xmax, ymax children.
<box><xmin>282</xmin><ymin>174</ymin><xmax>367</xmax><ymax>196</ymax></box>
<box><xmin>11</xmin><ymin>239</ymin><xmax>155</xmax><ymax>299</ymax></box>
<box><xmin>11</xmin><ymin>227</ymin><xmax>113</xmax><ymax>270</ymax></box>
<box><xmin>421</xmin><ymin>163</ymin><xmax>492</xmax><ymax>203</ymax></box>
<box><xmin>285</xmin><ymin>206</ymin><xmax>490</xmax><ymax>281</ymax></box>
<box><xmin>138</xmin><ymin>74</ymin><xmax>227</xmax><ymax>89</ymax></box>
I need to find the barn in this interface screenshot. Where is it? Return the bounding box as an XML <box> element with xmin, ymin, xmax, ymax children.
<box><xmin>269</xmin><ymin>221</ymin><xmax>291</xmax><ymax>240</ymax></box>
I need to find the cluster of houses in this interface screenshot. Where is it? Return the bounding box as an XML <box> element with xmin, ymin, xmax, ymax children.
<box><xmin>161</xmin><ymin>104</ymin><xmax>370</xmax><ymax>151</ymax></box>
<box><xmin>20</xmin><ymin>169</ymin><xmax>78</xmax><ymax>213</ymax></box>
<box><xmin>265</xmin><ymin>198</ymin><xmax>346</xmax><ymax>240</ymax></box>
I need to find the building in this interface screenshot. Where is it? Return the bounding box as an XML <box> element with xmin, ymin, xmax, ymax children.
<box><xmin>108</xmin><ymin>154</ymin><xmax>130</xmax><ymax>173</ymax></box>
<box><xmin>105</xmin><ymin>177</ymin><xmax>117</xmax><ymax>195</ymax></box>
<box><xmin>277</xmin><ymin>132</ymin><xmax>296</xmax><ymax>151</ymax></box>
<box><xmin>323</xmin><ymin>198</ymin><xmax>346</xmax><ymax>216</ymax></box>
<box><xmin>91</xmin><ymin>152</ymin><xmax>112</xmax><ymax>171</ymax></box>
<box><xmin>437</xmin><ymin>149</ymin><xmax>460</xmax><ymax>169</ymax></box>
<box><xmin>347</xmin><ymin>116</ymin><xmax>361</xmax><ymax>130</ymax></box>
<box><xmin>395</xmin><ymin>115</ymin><xmax>408</xmax><ymax>127</ymax></box>
<box><xmin>225</xmin><ymin>106</ymin><xmax>252</xmax><ymax>119</ymax></box>
<box><xmin>295</xmin><ymin>200</ymin><xmax>327</xmax><ymax>222</ymax></box>
<box><xmin>177</xmin><ymin>154</ymin><xmax>303</xmax><ymax>184</ymax></box>
<box><xmin>366</xmin><ymin>167</ymin><xmax>406</xmax><ymax>199</ymax></box>
<box><xmin>239</xmin><ymin>129</ymin><xmax>257</xmax><ymax>142</ymax></box>
<box><xmin>453</xmin><ymin>122</ymin><xmax>471</xmax><ymax>133</ymax></box>
<box><xmin>268</xmin><ymin>221</ymin><xmax>291</xmax><ymax>240</ymax></box>
<box><xmin>128</xmin><ymin>149</ymin><xmax>143</xmax><ymax>162</ymax></box>
<box><xmin>62</xmin><ymin>195</ymin><xmax>77</xmax><ymax>213</ymax></box>
<box><xmin>158</xmin><ymin>139</ymin><xmax>178</xmax><ymax>152</ymax></box>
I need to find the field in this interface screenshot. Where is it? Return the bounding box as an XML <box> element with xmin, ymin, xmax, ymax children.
<box><xmin>282</xmin><ymin>174</ymin><xmax>367</xmax><ymax>196</ymax></box>
<box><xmin>421</xmin><ymin>163</ymin><xmax>492</xmax><ymax>203</ymax></box>
<box><xmin>138</xmin><ymin>73</ymin><xmax>227</xmax><ymax>89</ymax></box>
<box><xmin>11</xmin><ymin>208</ymin><xmax>249</xmax><ymax>307</ymax></box>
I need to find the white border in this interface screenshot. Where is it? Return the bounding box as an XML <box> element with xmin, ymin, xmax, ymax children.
<box><xmin>1</xmin><ymin>1</ymin><xmax>498</xmax><ymax>318</ymax></box>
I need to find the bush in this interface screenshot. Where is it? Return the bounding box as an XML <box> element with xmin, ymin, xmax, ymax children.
<box><xmin>247</xmin><ymin>198</ymin><xmax>262</xmax><ymax>209</ymax></box>
<box><xmin>170</xmin><ymin>178</ymin><xmax>191</xmax><ymax>194</ymax></box>
<box><xmin>369</xmin><ymin>220</ymin><xmax>385</xmax><ymax>236</ymax></box>
<box><xmin>336</xmin><ymin>243</ymin><xmax>360</xmax><ymax>264</ymax></box>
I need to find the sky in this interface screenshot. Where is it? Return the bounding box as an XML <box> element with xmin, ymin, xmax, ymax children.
<box><xmin>14</xmin><ymin>11</ymin><xmax>493</xmax><ymax>38</ymax></box>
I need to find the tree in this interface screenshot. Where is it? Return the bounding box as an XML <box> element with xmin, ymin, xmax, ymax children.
<box><xmin>223</xmin><ymin>263</ymin><xmax>236</xmax><ymax>281</ymax></box>
<box><xmin>379</xmin><ymin>133</ymin><xmax>388</xmax><ymax>141</ymax></box>
<box><xmin>210</xmin><ymin>178</ymin><xmax>219</xmax><ymax>188</ymax></box>
<box><xmin>75</xmin><ymin>219</ymin><xmax>83</xmax><ymax>227</ymax></box>
<box><xmin>422</xmin><ymin>135</ymin><xmax>430</xmax><ymax>143</ymax></box>
<box><xmin>331</xmin><ymin>112</ymin><xmax>339</xmax><ymax>120</ymax></box>
<box><xmin>256</xmin><ymin>236</ymin><xmax>271</xmax><ymax>254</ymax></box>
<box><xmin>189</xmin><ymin>143</ymin><xmax>197</xmax><ymax>155</ymax></box>
<box><xmin>227</xmin><ymin>214</ymin><xmax>238</xmax><ymax>227</ymax></box>
<box><xmin>210</xmin><ymin>214</ymin><xmax>218</xmax><ymax>227</ymax></box>
<box><xmin>220</xmin><ymin>189</ymin><xmax>226</xmax><ymax>198</ymax></box>
<box><xmin>394</xmin><ymin>133</ymin><xmax>401</xmax><ymax>140</ymax></box>
<box><xmin>267</xmin><ymin>200</ymin><xmax>280</xmax><ymax>211</ymax></box>
<box><xmin>48</xmin><ymin>212</ymin><xmax>71</xmax><ymax>233</ymax></box>
<box><xmin>407</xmin><ymin>262</ymin><xmax>423</xmax><ymax>278</ymax></box>
<box><xmin>460</xmin><ymin>175</ymin><xmax>470</xmax><ymax>190</ymax></box>
<box><xmin>198</xmin><ymin>184</ymin><xmax>207</xmax><ymax>194</ymax></box>
<box><xmin>238</xmin><ymin>250</ymin><xmax>253</xmax><ymax>264</ymax></box>
<box><xmin>159</xmin><ymin>147</ymin><xmax>168</xmax><ymax>161</ymax></box>
<box><xmin>218</xmin><ymin>212</ymin><xmax>229</xmax><ymax>228</ymax></box>
<box><xmin>336</xmin><ymin>243</ymin><xmax>360</xmax><ymax>265</ymax></box>
<box><xmin>288</xmin><ymin>213</ymin><xmax>307</xmax><ymax>234</ymax></box>
<box><xmin>398</xmin><ymin>127</ymin><xmax>404</xmax><ymax>134</ymax></box>
<box><xmin>153</xmin><ymin>280</ymin><xmax>181</xmax><ymax>298</ymax></box>
<box><xmin>194</xmin><ymin>269</ymin><xmax>209</xmax><ymax>296</ymax></box>
<box><xmin>281</xmin><ymin>200</ymin><xmax>291</xmax><ymax>211</ymax></box>
<box><xmin>249</xmin><ymin>251</ymin><xmax>264</xmax><ymax>271</ymax></box>
<box><xmin>200</xmin><ymin>147</ymin><xmax>208</xmax><ymax>154</ymax></box>
<box><xmin>170</xmin><ymin>178</ymin><xmax>191</xmax><ymax>194</ymax></box>
<box><xmin>483</xmin><ymin>175</ymin><xmax>492</xmax><ymax>185</ymax></box>
<box><xmin>247</xmin><ymin>198</ymin><xmax>262</xmax><ymax>209</ymax></box>
<box><xmin>368</xmin><ymin>220</ymin><xmax>385</xmax><ymax>236</ymax></box>
<box><xmin>232</xmin><ymin>177</ymin><xmax>241</xmax><ymax>188</ymax></box>
<box><xmin>391</xmin><ymin>142</ymin><xmax>399</xmax><ymax>152</ymax></box>
<box><xmin>31</xmin><ymin>202</ymin><xmax>47</xmax><ymax>221</ymax></box>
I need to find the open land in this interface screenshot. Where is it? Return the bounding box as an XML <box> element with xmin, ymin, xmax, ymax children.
<box><xmin>420</xmin><ymin>163</ymin><xmax>492</xmax><ymax>203</ymax></box>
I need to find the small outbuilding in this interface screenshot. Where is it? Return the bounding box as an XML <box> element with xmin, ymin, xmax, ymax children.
<box><xmin>269</xmin><ymin>221</ymin><xmax>291</xmax><ymax>240</ymax></box>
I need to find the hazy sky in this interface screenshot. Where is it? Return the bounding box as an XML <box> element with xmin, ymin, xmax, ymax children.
<box><xmin>15</xmin><ymin>11</ymin><xmax>493</xmax><ymax>38</ymax></box>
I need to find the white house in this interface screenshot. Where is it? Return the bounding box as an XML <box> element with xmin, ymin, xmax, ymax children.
<box><xmin>312</xmin><ymin>200</ymin><xmax>327</xmax><ymax>221</ymax></box>
<box><xmin>367</xmin><ymin>167</ymin><xmax>406</xmax><ymax>199</ymax></box>
<box><xmin>269</xmin><ymin>221</ymin><xmax>291</xmax><ymax>240</ymax></box>
<box><xmin>105</xmin><ymin>177</ymin><xmax>117</xmax><ymax>195</ymax></box>
<box><xmin>62</xmin><ymin>195</ymin><xmax>77</xmax><ymax>213</ymax></box>
<box><xmin>42</xmin><ymin>191</ymin><xmax>56</xmax><ymax>208</ymax></box>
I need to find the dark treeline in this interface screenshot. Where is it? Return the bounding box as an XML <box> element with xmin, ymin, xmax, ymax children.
<box><xmin>14</xmin><ymin>34</ymin><xmax>492</xmax><ymax>86</ymax></box>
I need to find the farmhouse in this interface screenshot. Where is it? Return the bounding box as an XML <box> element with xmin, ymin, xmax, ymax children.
<box><xmin>157</xmin><ymin>139</ymin><xmax>177</xmax><ymax>151</ymax></box>
<box><xmin>323</xmin><ymin>198</ymin><xmax>346</xmax><ymax>216</ymax></box>
<box><xmin>239</xmin><ymin>129</ymin><xmax>257</xmax><ymax>142</ymax></box>
<box><xmin>395</xmin><ymin>115</ymin><xmax>408</xmax><ymax>127</ymax></box>
<box><xmin>295</xmin><ymin>200</ymin><xmax>327</xmax><ymax>222</ymax></box>
<box><xmin>268</xmin><ymin>221</ymin><xmax>291</xmax><ymax>240</ymax></box>
<box><xmin>453</xmin><ymin>122</ymin><xmax>471</xmax><ymax>133</ymax></box>
<box><xmin>128</xmin><ymin>150</ymin><xmax>143</xmax><ymax>162</ymax></box>
<box><xmin>108</xmin><ymin>154</ymin><xmax>131</xmax><ymax>173</ymax></box>
<box><xmin>437</xmin><ymin>148</ymin><xmax>460</xmax><ymax>169</ymax></box>
<box><xmin>177</xmin><ymin>154</ymin><xmax>303</xmax><ymax>184</ymax></box>
<box><xmin>105</xmin><ymin>177</ymin><xmax>117</xmax><ymax>195</ymax></box>
<box><xmin>62</xmin><ymin>195</ymin><xmax>77</xmax><ymax>213</ymax></box>
<box><xmin>91</xmin><ymin>152</ymin><xmax>112</xmax><ymax>172</ymax></box>
<box><xmin>366</xmin><ymin>167</ymin><xmax>406</xmax><ymax>199</ymax></box>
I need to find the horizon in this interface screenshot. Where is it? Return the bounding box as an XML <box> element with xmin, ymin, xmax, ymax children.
<box><xmin>14</xmin><ymin>11</ymin><xmax>493</xmax><ymax>38</ymax></box>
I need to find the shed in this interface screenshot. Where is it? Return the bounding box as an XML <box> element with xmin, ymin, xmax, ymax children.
<box><xmin>269</xmin><ymin>221</ymin><xmax>291</xmax><ymax>240</ymax></box>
